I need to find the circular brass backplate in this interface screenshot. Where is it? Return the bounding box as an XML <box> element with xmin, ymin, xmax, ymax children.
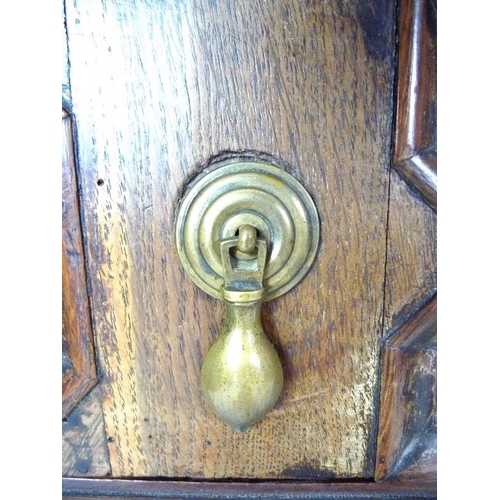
<box><xmin>175</xmin><ymin>159</ymin><xmax>319</xmax><ymax>301</ymax></box>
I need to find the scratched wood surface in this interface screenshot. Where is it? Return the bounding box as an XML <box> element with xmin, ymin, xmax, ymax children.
<box><xmin>65</xmin><ymin>0</ymin><xmax>396</xmax><ymax>478</ymax></box>
<box><xmin>63</xmin><ymin>387</ymin><xmax>111</xmax><ymax>477</ymax></box>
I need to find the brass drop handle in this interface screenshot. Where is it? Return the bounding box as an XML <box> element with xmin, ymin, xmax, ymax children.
<box><xmin>175</xmin><ymin>158</ymin><xmax>319</xmax><ymax>432</ymax></box>
<box><xmin>200</xmin><ymin>225</ymin><xmax>284</xmax><ymax>432</ymax></box>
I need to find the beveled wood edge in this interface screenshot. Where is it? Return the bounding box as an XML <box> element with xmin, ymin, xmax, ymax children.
<box><xmin>63</xmin><ymin>375</ymin><xmax>98</xmax><ymax>419</ymax></box>
<box><xmin>393</xmin><ymin>149</ymin><xmax>436</xmax><ymax>212</ymax></box>
<box><xmin>62</xmin><ymin>111</ymin><xmax>98</xmax><ymax>418</ymax></box>
<box><xmin>393</xmin><ymin>0</ymin><xmax>436</xmax><ymax>211</ymax></box>
<box><xmin>385</xmin><ymin>294</ymin><xmax>437</xmax><ymax>350</ymax></box>
<box><xmin>62</xmin><ymin>478</ymin><xmax>437</xmax><ymax>500</ymax></box>
<box><xmin>375</xmin><ymin>295</ymin><xmax>437</xmax><ymax>482</ymax></box>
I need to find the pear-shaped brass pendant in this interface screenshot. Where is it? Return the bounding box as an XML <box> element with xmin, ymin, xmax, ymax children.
<box><xmin>200</xmin><ymin>227</ymin><xmax>283</xmax><ymax>432</ymax></box>
<box><xmin>200</xmin><ymin>297</ymin><xmax>283</xmax><ymax>432</ymax></box>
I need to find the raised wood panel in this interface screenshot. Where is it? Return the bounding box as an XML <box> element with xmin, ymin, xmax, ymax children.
<box><xmin>375</xmin><ymin>296</ymin><xmax>436</xmax><ymax>482</ymax></box>
<box><xmin>63</xmin><ymin>387</ymin><xmax>111</xmax><ymax>477</ymax></box>
<box><xmin>65</xmin><ymin>0</ymin><xmax>396</xmax><ymax>478</ymax></box>
<box><xmin>393</xmin><ymin>0</ymin><xmax>437</xmax><ymax>210</ymax></box>
<box><xmin>63</xmin><ymin>111</ymin><xmax>97</xmax><ymax>418</ymax></box>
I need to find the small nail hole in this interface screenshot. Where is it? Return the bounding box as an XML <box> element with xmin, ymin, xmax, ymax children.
<box><xmin>97</xmin><ymin>179</ymin><xmax>104</xmax><ymax>186</ymax></box>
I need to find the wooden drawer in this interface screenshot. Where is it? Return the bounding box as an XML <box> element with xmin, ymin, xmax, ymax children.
<box><xmin>63</xmin><ymin>0</ymin><xmax>436</xmax><ymax>496</ymax></box>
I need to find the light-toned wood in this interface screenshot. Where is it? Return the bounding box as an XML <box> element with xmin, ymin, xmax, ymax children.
<box><xmin>63</xmin><ymin>387</ymin><xmax>111</xmax><ymax>477</ymax></box>
<box><xmin>65</xmin><ymin>0</ymin><xmax>396</xmax><ymax>478</ymax></box>
<box><xmin>62</xmin><ymin>112</ymin><xmax>97</xmax><ymax>418</ymax></box>
<box><xmin>62</xmin><ymin>0</ymin><xmax>71</xmax><ymax>110</ymax></box>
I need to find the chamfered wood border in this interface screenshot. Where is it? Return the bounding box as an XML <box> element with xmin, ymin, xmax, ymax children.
<box><xmin>375</xmin><ymin>295</ymin><xmax>437</xmax><ymax>481</ymax></box>
<box><xmin>63</xmin><ymin>111</ymin><xmax>98</xmax><ymax>418</ymax></box>
<box><xmin>393</xmin><ymin>0</ymin><xmax>437</xmax><ymax>211</ymax></box>
<box><xmin>62</xmin><ymin>478</ymin><xmax>436</xmax><ymax>500</ymax></box>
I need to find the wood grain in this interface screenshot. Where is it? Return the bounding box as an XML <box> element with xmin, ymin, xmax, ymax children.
<box><xmin>63</xmin><ymin>111</ymin><xmax>97</xmax><ymax>418</ymax></box>
<box><xmin>63</xmin><ymin>387</ymin><xmax>111</xmax><ymax>477</ymax></box>
<box><xmin>393</xmin><ymin>0</ymin><xmax>437</xmax><ymax>210</ymax></box>
<box><xmin>65</xmin><ymin>0</ymin><xmax>396</xmax><ymax>478</ymax></box>
<box><xmin>375</xmin><ymin>296</ymin><xmax>436</xmax><ymax>482</ymax></box>
<box><xmin>374</xmin><ymin>0</ymin><xmax>437</xmax><ymax>483</ymax></box>
<box><xmin>63</xmin><ymin>477</ymin><xmax>437</xmax><ymax>499</ymax></box>
<box><xmin>383</xmin><ymin>170</ymin><xmax>437</xmax><ymax>336</ymax></box>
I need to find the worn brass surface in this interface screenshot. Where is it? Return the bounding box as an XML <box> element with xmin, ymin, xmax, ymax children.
<box><xmin>175</xmin><ymin>158</ymin><xmax>319</xmax><ymax>431</ymax></box>
<box><xmin>175</xmin><ymin>159</ymin><xmax>319</xmax><ymax>301</ymax></box>
<box><xmin>236</xmin><ymin>224</ymin><xmax>257</xmax><ymax>255</ymax></box>
<box><xmin>200</xmin><ymin>298</ymin><xmax>284</xmax><ymax>433</ymax></box>
<box><xmin>201</xmin><ymin>234</ymin><xmax>283</xmax><ymax>432</ymax></box>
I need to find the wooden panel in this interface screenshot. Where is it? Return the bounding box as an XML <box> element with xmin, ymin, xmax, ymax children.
<box><xmin>374</xmin><ymin>0</ymin><xmax>437</xmax><ymax>483</ymax></box>
<box><xmin>65</xmin><ymin>0</ymin><xmax>396</xmax><ymax>478</ymax></box>
<box><xmin>63</xmin><ymin>111</ymin><xmax>97</xmax><ymax>418</ymax></box>
<box><xmin>383</xmin><ymin>170</ymin><xmax>436</xmax><ymax>335</ymax></box>
<box><xmin>375</xmin><ymin>296</ymin><xmax>437</xmax><ymax>482</ymax></box>
<box><xmin>63</xmin><ymin>478</ymin><xmax>437</xmax><ymax>499</ymax></box>
<box><xmin>63</xmin><ymin>387</ymin><xmax>111</xmax><ymax>477</ymax></box>
<box><xmin>393</xmin><ymin>0</ymin><xmax>437</xmax><ymax>210</ymax></box>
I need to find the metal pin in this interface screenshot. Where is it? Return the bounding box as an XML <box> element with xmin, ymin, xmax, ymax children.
<box><xmin>237</xmin><ymin>224</ymin><xmax>257</xmax><ymax>254</ymax></box>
